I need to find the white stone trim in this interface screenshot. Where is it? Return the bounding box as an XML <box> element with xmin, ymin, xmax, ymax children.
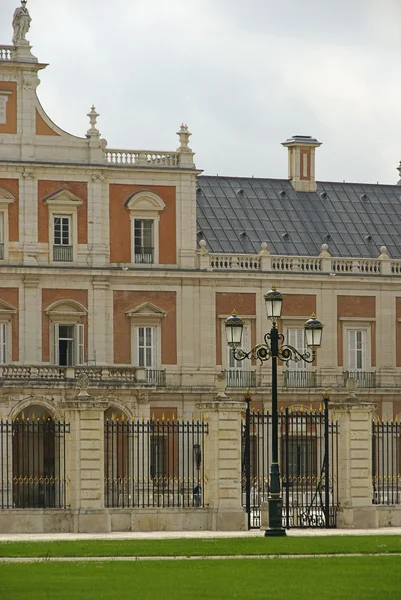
<box><xmin>44</xmin><ymin>189</ymin><xmax>83</xmax><ymax>264</ymax></box>
<box><xmin>125</xmin><ymin>191</ymin><xmax>165</xmax><ymax>265</ymax></box>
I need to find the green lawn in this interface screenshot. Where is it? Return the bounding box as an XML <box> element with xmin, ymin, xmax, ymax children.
<box><xmin>1</xmin><ymin>557</ymin><xmax>400</xmax><ymax>600</ymax></box>
<box><xmin>0</xmin><ymin>535</ymin><xmax>400</xmax><ymax>557</ymax></box>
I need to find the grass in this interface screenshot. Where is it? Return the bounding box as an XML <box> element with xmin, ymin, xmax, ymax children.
<box><xmin>0</xmin><ymin>535</ymin><xmax>400</xmax><ymax>557</ymax></box>
<box><xmin>1</xmin><ymin>556</ymin><xmax>401</xmax><ymax>599</ymax></box>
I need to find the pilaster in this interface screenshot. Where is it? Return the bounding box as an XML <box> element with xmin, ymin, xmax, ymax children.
<box><xmin>332</xmin><ymin>397</ymin><xmax>377</xmax><ymax>528</ymax></box>
<box><xmin>197</xmin><ymin>394</ymin><xmax>246</xmax><ymax>531</ymax></box>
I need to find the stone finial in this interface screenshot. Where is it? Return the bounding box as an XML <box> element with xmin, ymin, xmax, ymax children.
<box><xmin>397</xmin><ymin>162</ymin><xmax>401</xmax><ymax>185</ymax></box>
<box><xmin>346</xmin><ymin>376</ymin><xmax>358</xmax><ymax>398</ymax></box>
<box><xmin>379</xmin><ymin>246</ymin><xmax>389</xmax><ymax>259</ymax></box>
<box><xmin>76</xmin><ymin>372</ymin><xmax>90</xmax><ymax>397</ymax></box>
<box><xmin>215</xmin><ymin>372</ymin><xmax>228</xmax><ymax>398</ymax></box>
<box><xmin>86</xmin><ymin>105</ymin><xmax>100</xmax><ymax>138</ymax></box>
<box><xmin>177</xmin><ymin>123</ymin><xmax>192</xmax><ymax>152</ymax></box>
<box><xmin>198</xmin><ymin>239</ymin><xmax>208</xmax><ymax>254</ymax></box>
<box><xmin>259</xmin><ymin>241</ymin><xmax>270</xmax><ymax>256</ymax></box>
<box><xmin>319</xmin><ymin>243</ymin><xmax>331</xmax><ymax>257</ymax></box>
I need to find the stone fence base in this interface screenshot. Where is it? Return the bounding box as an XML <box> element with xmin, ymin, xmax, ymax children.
<box><xmin>337</xmin><ymin>506</ymin><xmax>401</xmax><ymax>529</ymax></box>
<box><xmin>0</xmin><ymin>508</ymin><xmax>247</xmax><ymax>534</ymax></box>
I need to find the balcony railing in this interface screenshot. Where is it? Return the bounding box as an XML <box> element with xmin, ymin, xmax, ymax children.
<box><xmin>223</xmin><ymin>370</ymin><xmax>256</xmax><ymax>388</ymax></box>
<box><xmin>135</xmin><ymin>247</ymin><xmax>154</xmax><ymax>264</ymax></box>
<box><xmin>0</xmin><ymin>365</ymin><xmax>143</xmax><ymax>386</ymax></box>
<box><xmin>198</xmin><ymin>245</ymin><xmax>401</xmax><ymax>277</ymax></box>
<box><xmin>53</xmin><ymin>245</ymin><xmax>73</xmax><ymax>262</ymax></box>
<box><xmin>0</xmin><ymin>46</ymin><xmax>13</xmax><ymax>61</ymax></box>
<box><xmin>284</xmin><ymin>370</ymin><xmax>317</xmax><ymax>388</ymax></box>
<box><xmin>344</xmin><ymin>370</ymin><xmax>376</xmax><ymax>389</ymax></box>
<box><xmin>104</xmin><ymin>149</ymin><xmax>180</xmax><ymax>168</ymax></box>
<box><xmin>144</xmin><ymin>369</ymin><xmax>166</xmax><ymax>387</ymax></box>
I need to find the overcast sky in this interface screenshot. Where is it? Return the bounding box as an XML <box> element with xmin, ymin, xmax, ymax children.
<box><xmin>2</xmin><ymin>0</ymin><xmax>401</xmax><ymax>184</ymax></box>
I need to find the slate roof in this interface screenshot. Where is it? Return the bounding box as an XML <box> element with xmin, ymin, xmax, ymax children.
<box><xmin>195</xmin><ymin>176</ymin><xmax>401</xmax><ymax>259</ymax></box>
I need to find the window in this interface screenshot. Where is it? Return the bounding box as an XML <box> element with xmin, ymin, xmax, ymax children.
<box><xmin>286</xmin><ymin>328</ymin><xmax>307</xmax><ymax>371</ymax></box>
<box><xmin>0</xmin><ymin>212</ymin><xmax>4</xmax><ymax>260</ymax></box>
<box><xmin>44</xmin><ymin>189</ymin><xmax>83</xmax><ymax>264</ymax></box>
<box><xmin>348</xmin><ymin>329</ymin><xmax>366</xmax><ymax>370</ymax></box>
<box><xmin>137</xmin><ymin>326</ymin><xmax>156</xmax><ymax>368</ymax></box>
<box><xmin>150</xmin><ymin>436</ymin><xmax>167</xmax><ymax>479</ymax></box>
<box><xmin>53</xmin><ymin>215</ymin><xmax>72</xmax><ymax>262</ymax></box>
<box><xmin>0</xmin><ymin>187</ymin><xmax>16</xmax><ymax>262</ymax></box>
<box><xmin>53</xmin><ymin>323</ymin><xmax>84</xmax><ymax>366</ymax></box>
<box><xmin>0</xmin><ymin>322</ymin><xmax>7</xmax><ymax>363</ymax></box>
<box><xmin>134</xmin><ymin>220</ymin><xmax>154</xmax><ymax>264</ymax></box>
<box><xmin>125</xmin><ymin>191</ymin><xmax>165</xmax><ymax>265</ymax></box>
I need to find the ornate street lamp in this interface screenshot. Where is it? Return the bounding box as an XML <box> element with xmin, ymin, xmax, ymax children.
<box><xmin>225</xmin><ymin>286</ymin><xmax>324</xmax><ymax>536</ymax></box>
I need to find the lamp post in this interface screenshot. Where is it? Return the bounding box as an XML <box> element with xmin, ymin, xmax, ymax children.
<box><xmin>225</xmin><ymin>286</ymin><xmax>324</xmax><ymax>537</ymax></box>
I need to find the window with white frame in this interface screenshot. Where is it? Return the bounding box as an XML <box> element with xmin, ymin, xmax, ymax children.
<box><xmin>286</xmin><ymin>328</ymin><xmax>307</xmax><ymax>370</ymax></box>
<box><xmin>45</xmin><ymin>299</ymin><xmax>87</xmax><ymax>366</ymax></box>
<box><xmin>44</xmin><ymin>189</ymin><xmax>83</xmax><ymax>264</ymax></box>
<box><xmin>137</xmin><ymin>326</ymin><xmax>156</xmax><ymax>368</ymax></box>
<box><xmin>347</xmin><ymin>329</ymin><xmax>367</xmax><ymax>371</ymax></box>
<box><xmin>53</xmin><ymin>215</ymin><xmax>72</xmax><ymax>262</ymax></box>
<box><xmin>0</xmin><ymin>212</ymin><xmax>4</xmax><ymax>261</ymax></box>
<box><xmin>0</xmin><ymin>322</ymin><xmax>7</xmax><ymax>364</ymax></box>
<box><xmin>53</xmin><ymin>323</ymin><xmax>84</xmax><ymax>366</ymax></box>
<box><xmin>126</xmin><ymin>301</ymin><xmax>166</xmax><ymax>384</ymax></box>
<box><xmin>125</xmin><ymin>191</ymin><xmax>166</xmax><ymax>265</ymax></box>
<box><xmin>0</xmin><ymin>187</ymin><xmax>16</xmax><ymax>262</ymax></box>
<box><xmin>134</xmin><ymin>219</ymin><xmax>154</xmax><ymax>264</ymax></box>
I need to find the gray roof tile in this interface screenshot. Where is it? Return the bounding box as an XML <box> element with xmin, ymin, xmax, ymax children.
<box><xmin>196</xmin><ymin>176</ymin><xmax>401</xmax><ymax>258</ymax></box>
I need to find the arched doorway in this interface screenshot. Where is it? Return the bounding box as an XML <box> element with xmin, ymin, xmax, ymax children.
<box><xmin>12</xmin><ymin>406</ymin><xmax>57</xmax><ymax>508</ymax></box>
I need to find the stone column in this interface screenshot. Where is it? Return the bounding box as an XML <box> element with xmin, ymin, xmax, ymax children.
<box><xmin>332</xmin><ymin>396</ymin><xmax>377</xmax><ymax>528</ymax></box>
<box><xmin>21</xmin><ymin>275</ymin><xmax>40</xmax><ymax>363</ymax></box>
<box><xmin>197</xmin><ymin>393</ymin><xmax>246</xmax><ymax>531</ymax></box>
<box><xmin>61</xmin><ymin>393</ymin><xmax>110</xmax><ymax>533</ymax></box>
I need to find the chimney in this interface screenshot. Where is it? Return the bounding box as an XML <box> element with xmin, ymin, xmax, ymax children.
<box><xmin>282</xmin><ymin>135</ymin><xmax>322</xmax><ymax>193</ymax></box>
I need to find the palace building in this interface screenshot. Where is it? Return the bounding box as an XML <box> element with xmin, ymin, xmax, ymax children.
<box><xmin>0</xmin><ymin>2</ymin><xmax>400</xmax><ymax>532</ymax></box>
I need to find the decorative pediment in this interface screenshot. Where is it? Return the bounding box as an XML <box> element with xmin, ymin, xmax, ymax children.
<box><xmin>45</xmin><ymin>299</ymin><xmax>87</xmax><ymax>317</ymax></box>
<box><xmin>124</xmin><ymin>191</ymin><xmax>165</xmax><ymax>214</ymax></box>
<box><xmin>0</xmin><ymin>298</ymin><xmax>17</xmax><ymax>315</ymax></box>
<box><xmin>0</xmin><ymin>187</ymin><xmax>16</xmax><ymax>205</ymax></box>
<box><xmin>43</xmin><ymin>189</ymin><xmax>83</xmax><ymax>208</ymax></box>
<box><xmin>126</xmin><ymin>301</ymin><xmax>166</xmax><ymax>319</ymax></box>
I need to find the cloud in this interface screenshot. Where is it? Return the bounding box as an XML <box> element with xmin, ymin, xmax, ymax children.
<box><xmin>1</xmin><ymin>0</ymin><xmax>401</xmax><ymax>183</ymax></box>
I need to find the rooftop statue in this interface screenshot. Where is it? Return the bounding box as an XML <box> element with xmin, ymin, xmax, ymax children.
<box><xmin>12</xmin><ymin>0</ymin><xmax>31</xmax><ymax>45</ymax></box>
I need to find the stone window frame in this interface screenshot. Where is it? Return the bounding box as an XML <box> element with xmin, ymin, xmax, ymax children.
<box><xmin>0</xmin><ymin>299</ymin><xmax>17</xmax><ymax>364</ymax></box>
<box><xmin>126</xmin><ymin>301</ymin><xmax>166</xmax><ymax>369</ymax></box>
<box><xmin>0</xmin><ymin>187</ymin><xmax>16</xmax><ymax>262</ymax></box>
<box><xmin>282</xmin><ymin>317</ymin><xmax>314</xmax><ymax>372</ymax></box>
<box><xmin>125</xmin><ymin>191</ymin><xmax>166</xmax><ymax>266</ymax></box>
<box><xmin>45</xmin><ymin>299</ymin><xmax>87</xmax><ymax>366</ymax></box>
<box><xmin>43</xmin><ymin>189</ymin><xmax>83</xmax><ymax>264</ymax></box>
<box><xmin>341</xmin><ymin>318</ymin><xmax>374</xmax><ymax>372</ymax></box>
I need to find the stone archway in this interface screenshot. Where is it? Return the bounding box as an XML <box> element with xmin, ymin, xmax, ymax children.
<box><xmin>12</xmin><ymin>405</ymin><xmax>57</xmax><ymax>508</ymax></box>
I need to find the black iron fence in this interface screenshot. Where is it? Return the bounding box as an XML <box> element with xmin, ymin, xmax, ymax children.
<box><xmin>242</xmin><ymin>404</ymin><xmax>338</xmax><ymax>529</ymax></box>
<box><xmin>0</xmin><ymin>418</ymin><xmax>69</xmax><ymax>509</ymax></box>
<box><xmin>104</xmin><ymin>417</ymin><xmax>208</xmax><ymax>508</ymax></box>
<box><xmin>372</xmin><ymin>419</ymin><xmax>401</xmax><ymax>504</ymax></box>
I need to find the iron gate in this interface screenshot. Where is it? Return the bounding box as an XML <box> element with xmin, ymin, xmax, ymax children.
<box><xmin>242</xmin><ymin>399</ymin><xmax>338</xmax><ymax>529</ymax></box>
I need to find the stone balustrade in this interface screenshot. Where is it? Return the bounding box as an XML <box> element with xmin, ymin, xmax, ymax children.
<box><xmin>104</xmin><ymin>149</ymin><xmax>180</xmax><ymax>168</ymax></box>
<box><xmin>0</xmin><ymin>46</ymin><xmax>13</xmax><ymax>61</ymax></box>
<box><xmin>201</xmin><ymin>249</ymin><xmax>396</xmax><ymax>277</ymax></box>
<box><xmin>0</xmin><ymin>365</ymin><xmax>144</xmax><ymax>386</ymax></box>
